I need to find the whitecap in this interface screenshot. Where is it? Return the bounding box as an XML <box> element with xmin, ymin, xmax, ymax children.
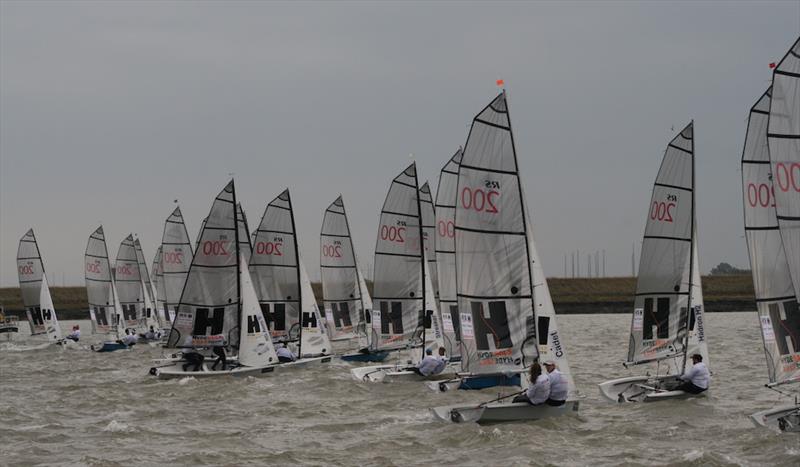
<box><xmin>102</xmin><ymin>420</ymin><xmax>132</xmax><ymax>433</ymax></box>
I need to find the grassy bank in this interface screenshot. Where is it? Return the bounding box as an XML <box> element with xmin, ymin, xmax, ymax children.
<box><xmin>0</xmin><ymin>275</ymin><xmax>756</xmax><ymax>319</ymax></box>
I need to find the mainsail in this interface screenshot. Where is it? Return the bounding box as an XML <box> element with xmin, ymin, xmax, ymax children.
<box><xmin>743</xmin><ymin>88</ymin><xmax>800</xmax><ymax>386</ymax></box>
<box><xmin>166</xmin><ymin>181</ymin><xmax>240</xmax><ymax>349</ymax></box>
<box><xmin>434</xmin><ymin>148</ymin><xmax>464</xmax><ymax>358</ymax></box>
<box><xmin>152</xmin><ymin>246</ymin><xmax>168</xmax><ymax>325</ymax></box>
<box><xmin>626</xmin><ymin>122</ymin><xmax>701</xmax><ymax>371</ymax></box>
<box><xmin>134</xmin><ymin>238</ymin><xmax>158</xmax><ymax>330</ymax></box>
<box><xmin>114</xmin><ymin>234</ymin><xmax>143</xmax><ymax>328</ymax></box>
<box><xmin>768</xmin><ymin>37</ymin><xmax>800</xmax><ymax>301</ymax></box>
<box><xmin>17</xmin><ymin>229</ymin><xmax>48</xmax><ymax>336</ymax></box>
<box><xmin>419</xmin><ymin>181</ymin><xmax>439</xmax><ymax>299</ymax></box>
<box><xmin>237</xmin><ymin>202</ymin><xmax>253</xmax><ymax>265</ymax></box>
<box><xmin>85</xmin><ymin>226</ymin><xmax>121</xmax><ymax>335</ymax></box>
<box><xmin>299</xmin><ymin>258</ymin><xmax>332</xmax><ymax>357</ymax></box>
<box><xmin>454</xmin><ymin>92</ymin><xmax>540</xmax><ymax>376</ymax></box>
<box><xmin>371</xmin><ymin>163</ymin><xmax>431</xmax><ymax>351</ymax></box>
<box><xmin>320</xmin><ymin>196</ymin><xmax>368</xmax><ymax>340</ymax></box>
<box><xmin>160</xmin><ymin>206</ymin><xmax>193</xmax><ymax>326</ymax></box>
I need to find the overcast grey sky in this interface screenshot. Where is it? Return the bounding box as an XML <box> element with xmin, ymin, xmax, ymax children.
<box><xmin>1</xmin><ymin>0</ymin><xmax>799</xmax><ymax>287</ymax></box>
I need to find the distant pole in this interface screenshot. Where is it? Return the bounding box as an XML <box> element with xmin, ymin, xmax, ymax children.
<box><xmin>595</xmin><ymin>251</ymin><xmax>599</xmax><ymax>277</ymax></box>
<box><xmin>571</xmin><ymin>252</ymin><xmax>575</xmax><ymax>278</ymax></box>
<box><xmin>587</xmin><ymin>254</ymin><xmax>591</xmax><ymax>278</ymax></box>
<box><xmin>563</xmin><ymin>254</ymin><xmax>567</xmax><ymax>277</ymax></box>
<box><xmin>631</xmin><ymin>243</ymin><xmax>636</xmax><ymax>277</ymax></box>
<box><xmin>577</xmin><ymin>249</ymin><xmax>580</xmax><ymax>277</ymax></box>
<box><xmin>602</xmin><ymin>249</ymin><xmax>606</xmax><ymax>277</ymax></box>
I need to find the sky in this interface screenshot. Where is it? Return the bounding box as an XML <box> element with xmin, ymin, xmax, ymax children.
<box><xmin>1</xmin><ymin>0</ymin><xmax>799</xmax><ymax>287</ymax></box>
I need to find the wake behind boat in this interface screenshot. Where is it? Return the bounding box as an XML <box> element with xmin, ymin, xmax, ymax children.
<box><xmin>598</xmin><ymin>122</ymin><xmax>710</xmax><ymax>403</ymax></box>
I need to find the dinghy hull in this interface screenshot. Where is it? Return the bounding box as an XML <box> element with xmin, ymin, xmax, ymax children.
<box><xmin>431</xmin><ymin>400</ymin><xmax>579</xmax><ymax>424</ymax></box>
<box><xmin>750</xmin><ymin>404</ymin><xmax>800</xmax><ymax>432</ymax></box>
<box><xmin>92</xmin><ymin>342</ymin><xmax>129</xmax><ymax>352</ymax></box>
<box><xmin>351</xmin><ymin>362</ymin><xmax>458</xmax><ymax>382</ymax></box>
<box><xmin>341</xmin><ymin>350</ymin><xmax>390</xmax><ymax>362</ymax></box>
<box><xmin>149</xmin><ymin>362</ymin><xmax>277</xmax><ymax>380</ymax></box>
<box><xmin>598</xmin><ymin>375</ymin><xmax>708</xmax><ymax>403</ymax></box>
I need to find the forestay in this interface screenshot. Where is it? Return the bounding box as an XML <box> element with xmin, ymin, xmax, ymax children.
<box><xmin>371</xmin><ymin>163</ymin><xmax>428</xmax><ymax>351</ymax></box>
<box><xmin>17</xmin><ymin>229</ymin><xmax>48</xmax><ymax>336</ymax></box>
<box><xmin>455</xmin><ymin>92</ymin><xmax>539</xmax><ymax>375</ymax></box>
<box><xmin>627</xmin><ymin>123</ymin><xmax>697</xmax><ymax>367</ymax></box>
<box><xmin>115</xmin><ymin>235</ymin><xmax>143</xmax><ymax>328</ymax></box>
<box><xmin>743</xmin><ymin>88</ymin><xmax>800</xmax><ymax>385</ymax></box>
<box><xmin>167</xmin><ymin>181</ymin><xmax>240</xmax><ymax>349</ymax></box>
<box><xmin>237</xmin><ymin>203</ymin><xmax>253</xmax><ymax>265</ymax></box>
<box><xmin>768</xmin><ymin>37</ymin><xmax>800</xmax><ymax>301</ymax></box>
<box><xmin>85</xmin><ymin>226</ymin><xmax>119</xmax><ymax>335</ymax></box>
<box><xmin>161</xmin><ymin>206</ymin><xmax>193</xmax><ymax>325</ymax></box>
<box><xmin>320</xmin><ymin>196</ymin><xmax>367</xmax><ymax>340</ymax></box>
<box><xmin>250</xmin><ymin>190</ymin><xmax>301</xmax><ymax>341</ymax></box>
<box><xmin>435</xmin><ymin>148</ymin><xmax>464</xmax><ymax>358</ymax></box>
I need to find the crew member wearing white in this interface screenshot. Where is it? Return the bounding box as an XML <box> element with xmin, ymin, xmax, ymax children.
<box><xmin>431</xmin><ymin>347</ymin><xmax>449</xmax><ymax>375</ymax></box>
<box><xmin>513</xmin><ymin>362</ymin><xmax>550</xmax><ymax>405</ymax></box>
<box><xmin>543</xmin><ymin>360</ymin><xmax>568</xmax><ymax>406</ymax></box>
<box><xmin>276</xmin><ymin>343</ymin><xmax>296</xmax><ymax>363</ymax></box>
<box><xmin>678</xmin><ymin>353</ymin><xmax>709</xmax><ymax>394</ymax></box>
<box><xmin>413</xmin><ymin>348</ymin><xmax>443</xmax><ymax>377</ymax></box>
<box><xmin>120</xmin><ymin>329</ymin><xmax>138</xmax><ymax>346</ymax></box>
<box><xmin>66</xmin><ymin>325</ymin><xmax>81</xmax><ymax>342</ymax></box>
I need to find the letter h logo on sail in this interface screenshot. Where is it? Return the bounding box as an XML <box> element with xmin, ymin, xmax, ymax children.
<box><xmin>29</xmin><ymin>307</ymin><xmax>44</xmax><ymax>326</ymax></box>
<box><xmin>471</xmin><ymin>301</ymin><xmax>512</xmax><ymax>351</ymax></box>
<box><xmin>247</xmin><ymin>315</ymin><xmax>261</xmax><ymax>334</ymax></box>
<box><xmin>260</xmin><ymin>304</ymin><xmax>286</xmax><ymax>332</ymax></box>
<box><xmin>193</xmin><ymin>307</ymin><xmax>225</xmax><ymax>335</ymax></box>
<box><xmin>302</xmin><ymin>311</ymin><xmax>317</xmax><ymax>328</ymax></box>
<box><xmin>331</xmin><ymin>302</ymin><xmax>352</xmax><ymax>328</ymax></box>
<box><xmin>379</xmin><ymin>301</ymin><xmax>403</xmax><ymax>335</ymax></box>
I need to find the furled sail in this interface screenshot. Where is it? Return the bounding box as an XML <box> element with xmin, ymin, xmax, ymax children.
<box><xmin>250</xmin><ymin>190</ymin><xmax>301</xmax><ymax>341</ymax></box>
<box><xmin>434</xmin><ymin>148</ymin><xmax>463</xmax><ymax>358</ymax></box>
<box><xmin>768</xmin><ymin>37</ymin><xmax>800</xmax><ymax>301</ymax></box>
<box><xmin>114</xmin><ymin>234</ymin><xmax>143</xmax><ymax>328</ymax></box>
<box><xmin>371</xmin><ymin>163</ymin><xmax>428</xmax><ymax>351</ymax></box>
<box><xmin>167</xmin><ymin>181</ymin><xmax>240</xmax><ymax>348</ymax></box>
<box><xmin>455</xmin><ymin>92</ymin><xmax>540</xmax><ymax>375</ymax></box>
<box><xmin>161</xmin><ymin>206</ymin><xmax>193</xmax><ymax>326</ymax></box>
<box><xmin>17</xmin><ymin>229</ymin><xmax>48</xmax><ymax>335</ymax></box>
<box><xmin>85</xmin><ymin>226</ymin><xmax>119</xmax><ymax>335</ymax></box>
<box><xmin>320</xmin><ymin>196</ymin><xmax>367</xmax><ymax>340</ymax></box>
<box><xmin>626</xmin><ymin>122</ymin><xmax>698</xmax><ymax>368</ymax></box>
<box><xmin>419</xmin><ymin>181</ymin><xmax>439</xmax><ymax>299</ymax></box>
<box><xmin>743</xmin><ymin>88</ymin><xmax>800</xmax><ymax>385</ymax></box>
<box><xmin>152</xmin><ymin>246</ymin><xmax>168</xmax><ymax>325</ymax></box>
<box><xmin>237</xmin><ymin>203</ymin><xmax>253</xmax><ymax>265</ymax></box>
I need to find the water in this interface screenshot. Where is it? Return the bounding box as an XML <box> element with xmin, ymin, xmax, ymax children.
<box><xmin>1</xmin><ymin>313</ymin><xmax>798</xmax><ymax>466</ymax></box>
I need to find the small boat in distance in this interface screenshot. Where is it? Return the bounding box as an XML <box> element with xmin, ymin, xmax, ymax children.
<box><xmin>16</xmin><ymin>229</ymin><xmax>62</xmax><ymax>345</ymax></box>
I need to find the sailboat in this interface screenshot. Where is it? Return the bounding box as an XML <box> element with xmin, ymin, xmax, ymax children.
<box><xmin>151</xmin><ymin>246</ymin><xmax>168</xmax><ymax>329</ymax></box>
<box><xmin>134</xmin><ymin>238</ymin><xmax>160</xmax><ymax>338</ymax></box>
<box><xmin>85</xmin><ymin>226</ymin><xmax>128</xmax><ymax>352</ymax></box>
<box><xmin>749</xmin><ymin>37</ymin><xmax>800</xmax><ymax>431</ymax></box>
<box><xmin>249</xmin><ymin>189</ymin><xmax>332</xmax><ymax>366</ymax></box>
<box><xmin>431</xmin><ymin>90</ymin><xmax>578</xmax><ymax>423</ymax></box>
<box><xmin>160</xmin><ymin>206</ymin><xmax>193</xmax><ymax>327</ymax></box>
<box><xmin>237</xmin><ymin>202</ymin><xmax>253</xmax><ymax>265</ymax></box>
<box><xmin>434</xmin><ymin>148</ymin><xmax>464</xmax><ymax>361</ymax></box>
<box><xmin>114</xmin><ymin>235</ymin><xmax>144</xmax><ymax>331</ymax></box>
<box><xmin>16</xmin><ymin>229</ymin><xmax>63</xmax><ymax>345</ymax></box>
<box><xmin>598</xmin><ymin>122</ymin><xmax>709</xmax><ymax>403</ymax></box>
<box><xmin>320</xmin><ymin>196</ymin><xmax>372</xmax><ymax>344</ymax></box>
<box><xmin>349</xmin><ymin>162</ymin><xmax>455</xmax><ymax>381</ymax></box>
<box><xmin>151</xmin><ymin>180</ymin><xmax>280</xmax><ymax>378</ymax></box>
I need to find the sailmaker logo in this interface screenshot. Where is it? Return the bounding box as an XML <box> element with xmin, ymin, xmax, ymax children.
<box><xmin>550</xmin><ymin>331</ymin><xmax>564</xmax><ymax>358</ymax></box>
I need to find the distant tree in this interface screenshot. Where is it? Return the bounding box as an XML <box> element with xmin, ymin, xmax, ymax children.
<box><xmin>709</xmin><ymin>262</ymin><xmax>749</xmax><ymax>275</ymax></box>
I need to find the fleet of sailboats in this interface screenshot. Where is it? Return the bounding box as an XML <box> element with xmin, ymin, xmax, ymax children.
<box><xmin>6</xmin><ymin>36</ymin><xmax>799</xmax><ymax>429</ymax></box>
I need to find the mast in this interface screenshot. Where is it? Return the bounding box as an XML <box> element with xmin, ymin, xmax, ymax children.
<box><xmin>287</xmin><ymin>189</ymin><xmax>303</xmax><ymax>356</ymax></box>
<box><xmin>681</xmin><ymin>121</ymin><xmax>696</xmax><ymax>373</ymax></box>
<box><xmin>412</xmin><ymin>161</ymin><xmax>428</xmax><ymax>360</ymax></box>
<box><xmin>231</xmin><ymin>179</ymin><xmax>242</xmax><ymax>349</ymax></box>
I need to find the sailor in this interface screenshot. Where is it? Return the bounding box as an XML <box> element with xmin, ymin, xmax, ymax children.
<box><xmin>211</xmin><ymin>343</ymin><xmax>228</xmax><ymax>371</ymax></box>
<box><xmin>513</xmin><ymin>362</ymin><xmax>550</xmax><ymax>405</ymax></box>
<box><xmin>412</xmin><ymin>348</ymin><xmax>442</xmax><ymax>376</ymax></box>
<box><xmin>119</xmin><ymin>329</ymin><xmax>138</xmax><ymax>346</ymax></box>
<box><xmin>181</xmin><ymin>348</ymin><xmax>204</xmax><ymax>372</ymax></box>
<box><xmin>144</xmin><ymin>326</ymin><xmax>157</xmax><ymax>341</ymax></box>
<box><xmin>543</xmin><ymin>360</ymin><xmax>568</xmax><ymax>406</ymax></box>
<box><xmin>431</xmin><ymin>347</ymin><xmax>449</xmax><ymax>375</ymax></box>
<box><xmin>678</xmin><ymin>353</ymin><xmax>709</xmax><ymax>394</ymax></box>
<box><xmin>66</xmin><ymin>325</ymin><xmax>81</xmax><ymax>342</ymax></box>
<box><xmin>276</xmin><ymin>343</ymin><xmax>296</xmax><ymax>363</ymax></box>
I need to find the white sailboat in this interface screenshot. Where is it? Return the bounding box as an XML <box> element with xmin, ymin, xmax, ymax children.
<box><xmin>599</xmin><ymin>122</ymin><xmax>709</xmax><ymax>403</ymax></box>
<box><xmin>114</xmin><ymin>234</ymin><xmax>144</xmax><ymax>330</ymax></box>
<box><xmin>430</xmin><ymin>91</ymin><xmax>578</xmax><ymax>423</ymax></box>
<box><xmin>237</xmin><ymin>202</ymin><xmax>253</xmax><ymax>265</ymax></box>
<box><xmin>320</xmin><ymin>196</ymin><xmax>370</xmax><ymax>343</ymax></box>
<box><xmin>152</xmin><ymin>180</ymin><xmax>280</xmax><ymax>378</ymax></box>
<box><xmin>16</xmin><ymin>229</ymin><xmax>63</xmax><ymax>345</ymax></box>
<box><xmin>249</xmin><ymin>189</ymin><xmax>332</xmax><ymax>366</ymax></box>
<box><xmin>134</xmin><ymin>238</ymin><xmax>160</xmax><ymax>337</ymax></box>
<box><xmin>749</xmin><ymin>37</ymin><xmax>800</xmax><ymax>432</ymax></box>
<box><xmin>161</xmin><ymin>206</ymin><xmax>193</xmax><ymax>327</ymax></box>
<box><xmin>151</xmin><ymin>246</ymin><xmax>168</xmax><ymax>329</ymax></box>
<box><xmin>85</xmin><ymin>226</ymin><xmax>127</xmax><ymax>351</ymax></box>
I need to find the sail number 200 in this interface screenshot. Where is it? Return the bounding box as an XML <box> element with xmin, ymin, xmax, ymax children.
<box><xmin>461</xmin><ymin>187</ymin><xmax>499</xmax><ymax>214</ymax></box>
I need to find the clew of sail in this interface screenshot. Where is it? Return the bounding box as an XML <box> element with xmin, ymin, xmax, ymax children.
<box><xmin>161</xmin><ymin>206</ymin><xmax>193</xmax><ymax>327</ymax></box>
<box><xmin>626</xmin><ymin>122</ymin><xmax>697</xmax><ymax>369</ymax></box>
<box><xmin>743</xmin><ymin>87</ymin><xmax>800</xmax><ymax>386</ymax></box>
<box><xmin>115</xmin><ymin>235</ymin><xmax>143</xmax><ymax>328</ymax></box>
<box><xmin>250</xmin><ymin>190</ymin><xmax>301</xmax><ymax>341</ymax></box>
<box><xmin>435</xmin><ymin>148</ymin><xmax>464</xmax><ymax>359</ymax></box>
<box><xmin>238</xmin><ymin>253</ymin><xmax>279</xmax><ymax>367</ymax></box>
<box><xmin>455</xmin><ymin>92</ymin><xmax>539</xmax><ymax>375</ymax></box>
<box><xmin>320</xmin><ymin>196</ymin><xmax>367</xmax><ymax>340</ymax></box>
<box><xmin>166</xmin><ymin>181</ymin><xmax>240</xmax><ymax>349</ymax></box>
<box><xmin>371</xmin><ymin>163</ymin><xmax>426</xmax><ymax>351</ymax></box>
<box><xmin>17</xmin><ymin>229</ymin><xmax>48</xmax><ymax>336</ymax></box>
<box><xmin>768</xmin><ymin>37</ymin><xmax>800</xmax><ymax>302</ymax></box>
<box><xmin>85</xmin><ymin>227</ymin><xmax>117</xmax><ymax>335</ymax></box>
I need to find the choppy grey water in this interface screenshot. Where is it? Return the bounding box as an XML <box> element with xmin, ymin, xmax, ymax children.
<box><xmin>0</xmin><ymin>313</ymin><xmax>798</xmax><ymax>466</ymax></box>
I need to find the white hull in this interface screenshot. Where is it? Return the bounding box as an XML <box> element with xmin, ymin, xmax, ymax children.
<box><xmin>431</xmin><ymin>400</ymin><xmax>579</xmax><ymax>424</ymax></box>
<box><xmin>750</xmin><ymin>404</ymin><xmax>800</xmax><ymax>432</ymax></box>
<box><xmin>280</xmin><ymin>355</ymin><xmax>333</xmax><ymax>369</ymax></box>
<box><xmin>151</xmin><ymin>361</ymin><xmax>278</xmax><ymax>380</ymax></box>
<box><xmin>598</xmin><ymin>375</ymin><xmax>708</xmax><ymax>403</ymax></box>
<box><xmin>351</xmin><ymin>361</ymin><xmax>459</xmax><ymax>382</ymax></box>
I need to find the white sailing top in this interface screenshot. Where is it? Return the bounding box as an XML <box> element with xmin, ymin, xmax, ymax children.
<box><xmin>680</xmin><ymin>361</ymin><xmax>709</xmax><ymax>389</ymax></box>
<box><xmin>526</xmin><ymin>374</ymin><xmax>551</xmax><ymax>405</ymax></box>
<box><xmin>276</xmin><ymin>346</ymin><xmax>296</xmax><ymax>361</ymax></box>
<box><xmin>547</xmin><ymin>369</ymin><xmax>568</xmax><ymax>401</ymax></box>
<box><xmin>416</xmin><ymin>354</ymin><xmax>441</xmax><ymax>376</ymax></box>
